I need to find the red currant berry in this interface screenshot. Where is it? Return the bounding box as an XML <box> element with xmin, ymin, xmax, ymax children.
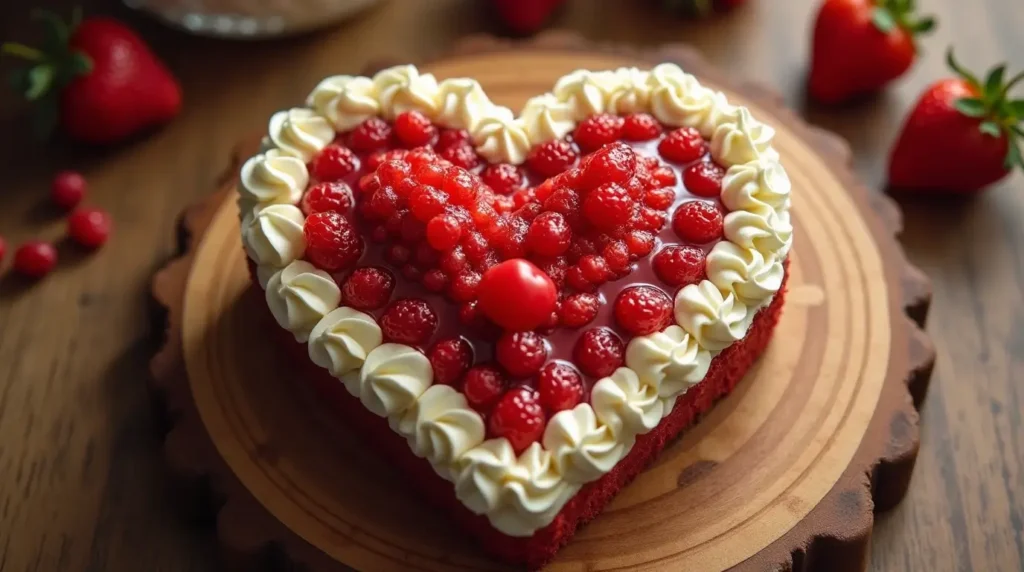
<box><xmin>463</xmin><ymin>365</ymin><xmax>507</xmax><ymax>411</ymax></box>
<box><xmin>614</xmin><ymin>285</ymin><xmax>673</xmax><ymax>335</ymax></box>
<box><xmin>349</xmin><ymin>117</ymin><xmax>392</xmax><ymax>152</ymax></box>
<box><xmin>622</xmin><ymin>113</ymin><xmax>663</xmax><ymax>141</ymax></box>
<box><xmin>684</xmin><ymin>161</ymin><xmax>726</xmax><ymax>198</ymax></box>
<box><xmin>13</xmin><ymin>241</ymin><xmax>57</xmax><ymax>278</ymax></box>
<box><xmin>428</xmin><ymin>338</ymin><xmax>473</xmax><ymax>385</ymax></box>
<box><xmin>426</xmin><ymin>214</ymin><xmax>463</xmax><ymax>251</ymax></box>
<box><xmin>560</xmin><ymin>293</ymin><xmax>600</xmax><ymax>327</ymax></box>
<box><xmin>527</xmin><ymin>139</ymin><xmax>578</xmax><ymax>178</ymax></box>
<box><xmin>481</xmin><ymin>163</ymin><xmax>524</xmax><ymax>195</ymax></box>
<box><xmin>310</xmin><ymin>145</ymin><xmax>359</xmax><ymax>181</ymax></box>
<box><xmin>51</xmin><ymin>170</ymin><xmax>87</xmax><ymax>210</ymax></box>
<box><xmin>439</xmin><ymin>247</ymin><xmax>468</xmax><ymax>275</ymax></box>
<box><xmin>380</xmin><ymin>299</ymin><xmax>438</xmax><ymax>345</ymax></box>
<box><xmin>304</xmin><ymin>211</ymin><xmax>363</xmax><ymax>271</ymax></box>
<box><xmin>68</xmin><ymin>208</ymin><xmax>112</xmax><ymax>249</ymax></box>
<box><xmin>573</xmin><ymin>328</ymin><xmax>624</xmax><ymax>378</ymax></box>
<box><xmin>526</xmin><ymin>212</ymin><xmax>572</xmax><ymax>257</ymax></box>
<box><xmin>566</xmin><ymin>265</ymin><xmax>595</xmax><ymax>293</ymax></box>
<box><xmin>496</xmin><ymin>331</ymin><xmax>548</xmax><ymax>378</ymax></box>
<box><xmin>439</xmin><ymin>142</ymin><xmax>481</xmax><ymax>170</ymax></box>
<box><xmin>436</xmin><ymin>128</ymin><xmax>470</xmax><ymax>150</ymax></box>
<box><xmin>449</xmin><ymin>270</ymin><xmax>482</xmax><ymax>302</ymax></box>
<box><xmin>489</xmin><ymin>386</ymin><xmax>546</xmax><ymax>454</ymax></box>
<box><xmin>342</xmin><ymin>267</ymin><xmax>395</xmax><ymax>310</ymax></box>
<box><xmin>583</xmin><ymin>183</ymin><xmax>635</xmax><ymax>231</ymax></box>
<box><xmin>672</xmin><ymin>200</ymin><xmax>724</xmax><ymax>244</ymax></box>
<box><xmin>653</xmin><ymin>245</ymin><xmax>706</xmax><ymax>286</ymax></box>
<box><xmin>537</xmin><ymin>362</ymin><xmax>584</xmax><ymax>413</ymax></box>
<box><xmin>302</xmin><ymin>181</ymin><xmax>355</xmax><ymax>215</ymax></box>
<box><xmin>394</xmin><ymin>111</ymin><xmax>437</xmax><ymax>148</ymax></box>
<box><xmin>478</xmin><ymin>259</ymin><xmax>558</xmax><ymax>331</ymax></box>
<box><xmin>659</xmin><ymin>127</ymin><xmax>708</xmax><ymax>164</ymax></box>
<box><xmin>573</xmin><ymin>113</ymin><xmax>624</xmax><ymax>152</ymax></box>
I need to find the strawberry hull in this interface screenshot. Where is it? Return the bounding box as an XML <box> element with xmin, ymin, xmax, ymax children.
<box><xmin>251</xmin><ymin>261</ymin><xmax>788</xmax><ymax>569</ymax></box>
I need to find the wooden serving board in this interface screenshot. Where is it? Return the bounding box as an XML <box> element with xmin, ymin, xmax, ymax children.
<box><xmin>151</xmin><ymin>32</ymin><xmax>935</xmax><ymax>571</ymax></box>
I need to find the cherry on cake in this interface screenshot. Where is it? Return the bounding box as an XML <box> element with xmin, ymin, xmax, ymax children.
<box><xmin>238</xmin><ymin>63</ymin><xmax>792</xmax><ymax>569</ymax></box>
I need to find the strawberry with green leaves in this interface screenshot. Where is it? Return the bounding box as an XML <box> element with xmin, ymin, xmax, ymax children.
<box><xmin>3</xmin><ymin>10</ymin><xmax>181</xmax><ymax>144</ymax></box>
<box><xmin>809</xmin><ymin>0</ymin><xmax>935</xmax><ymax>104</ymax></box>
<box><xmin>889</xmin><ymin>50</ymin><xmax>1024</xmax><ymax>193</ymax></box>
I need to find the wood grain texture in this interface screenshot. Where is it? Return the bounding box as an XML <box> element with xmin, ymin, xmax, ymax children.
<box><xmin>0</xmin><ymin>1</ymin><xmax>1020</xmax><ymax>571</ymax></box>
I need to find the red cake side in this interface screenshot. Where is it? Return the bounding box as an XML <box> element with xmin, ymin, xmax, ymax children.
<box><xmin>259</xmin><ymin>264</ymin><xmax>787</xmax><ymax>569</ymax></box>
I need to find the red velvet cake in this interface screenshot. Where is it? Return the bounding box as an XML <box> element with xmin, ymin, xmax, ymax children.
<box><xmin>237</xmin><ymin>63</ymin><xmax>792</xmax><ymax>569</ymax></box>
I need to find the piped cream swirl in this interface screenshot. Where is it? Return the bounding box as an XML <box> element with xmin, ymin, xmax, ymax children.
<box><xmin>625</xmin><ymin>325</ymin><xmax>712</xmax><ymax>397</ymax></box>
<box><xmin>265</xmin><ymin>260</ymin><xmax>341</xmax><ymax>343</ymax></box>
<box><xmin>342</xmin><ymin>343</ymin><xmax>432</xmax><ymax>417</ymax></box>
<box><xmin>268</xmin><ymin>108</ymin><xmax>334</xmax><ymax>162</ymax></box>
<box><xmin>674</xmin><ymin>281</ymin><xmax>753</xmax><ymax>352</ymax></box>
<box><xmin>238</xmin><ymin>149</ymin><xmax>308</xmax><ymax>206</ymax></box>
<box><xmin>241</xmin><ymin>204</ymin><xmax>306</xmax><ymax>268</ymax></box>
<box><xmin>308</xmin><ymin>307</ymin><xmax>382</xmax><ymax>377</ymax></box>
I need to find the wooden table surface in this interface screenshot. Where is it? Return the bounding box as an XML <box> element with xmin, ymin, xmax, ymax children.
<box><xmin>1</xmin><ymin>1</ymin><xmax>1021</xmax><ymax>570</ymax></box>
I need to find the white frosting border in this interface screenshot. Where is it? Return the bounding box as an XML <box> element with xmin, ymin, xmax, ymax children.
<box><xmin>238</xmin><ymin>64</ymin><xmax>791</xmax><ymax>537</ymax></box>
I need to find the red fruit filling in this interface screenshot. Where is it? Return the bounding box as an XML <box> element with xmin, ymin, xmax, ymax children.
<box><xmin>614</xmin><ymin>285</ymin><xmax>673</xmax><ymax>336</ymax></box>
<box><xmin>658</xmin><ymin>127</ymin><xmax>707</xmax><ymax>164</ymax></box>
<box><xmin>653</xmin><ymin>245</ymin><xmax>706</xmax><ymax>286</ymax></box>
<box><xmin>684</xmin><ymin>161</ymin><xmax>726</xmax><ymax>198</ymax></box>
<box><xmin>573</xmin><ymin>113</ymin><xmax>624</xmax><ymax>152</ymax></box>
<box><xmin>304</xmin><ymin>211</ymin><xmax>363</xmax><ymax>271</ymax></box>
<box><xmin>311</xmin><ymin>144</ymin><xmax>359</xmax><ymax>182</ymax></box>
<box><xmin>429</xmin><ymin>338</ymin><xmax>473</xmax><ymax>385</ymax></box>
<box><xmin>622</xmin><ymin>113</ymin><xmax>662</xmax><ymax>141</ymax></box>
<box><xmin>463</xmin><ymin>365</ymin><xmax>506</xmax><ymax>411</ymax></box>
<box><xmin>672</xmin><ymin>200</ymin><xmax>724</xmax><ymax>244</ymax></box>
<box><xmin>527</xmin><ymin>139</ymin><xmax>578</xmax><ymax>177</ymax></box>
<box><xmin>348</xmin><ymin>117</ymin><xmax>392</xmax><ymax>152</ymax></box>
<box><xmin>302</xmin><ymin>181</ymin><xmax>354</xmax><ymax>215</ymax></box>
<box><xmin>496</xmin><ymin>331</ymin><xmax>548</xmax><ymax>378</ymax></box>
<box><xmin>394</xmin><ymin>111</ymin><xmax>437</xmax><ymax>148</ymax></box>
<box><xmin>560</xmin><ymin>293</ymin><xmax>600</xmax><ymax>327</ymax></box>
<box><xmin>341</xmin><ymin>266</ymin><xmax>395</xmax><ymax>310</ymax></box>
<box><xmin>379</xmin><ymin>298</ymin><xmax>438</xmax><ymax>345</ymax></box>
<box><xmin>573</xmin><ymin>328</ymin><xmax>625</xmax><ymax>378</ymax></box>
<box><xmin>537</xmin><ymin>362</ymin><xmax>584</xmax><ymax>413</ymax></box>
<box><xmin>488</xmin><ymin>386</ymin><xmax>547</xmax><ymax>454</ymax></box>
<box><xmin>481</xmin><ymin>163</ymin><xmax>524</xmax><ymax>195</ymax></box>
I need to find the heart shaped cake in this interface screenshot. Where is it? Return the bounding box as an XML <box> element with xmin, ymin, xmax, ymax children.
<box><xmin>237</xmin><ymin>63</ymin><xmax>791</xmax><ymax>568</ymax></box>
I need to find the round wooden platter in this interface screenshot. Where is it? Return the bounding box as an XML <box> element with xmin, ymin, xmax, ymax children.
<box><xmin>151</xmin><ymin>32</ymin><xmax>936</xmax><ymax>572</ymax></box>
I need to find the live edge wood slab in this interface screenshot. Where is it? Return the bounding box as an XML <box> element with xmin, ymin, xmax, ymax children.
<box><xmin>150</xmin><ymin>32</ymin><xmax>936</xmax><ymax>571</ymax></box>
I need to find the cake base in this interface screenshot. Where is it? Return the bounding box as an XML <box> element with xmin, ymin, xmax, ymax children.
<box><xmin>151</xmin><ymin>33</ymin><xmax>935</xmax><ymax>572</ymax></box>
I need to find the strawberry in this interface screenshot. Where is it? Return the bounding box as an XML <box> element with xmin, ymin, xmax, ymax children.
<box><xmin>808</xmin><ymin>0</ymin><xmax>935</xmax><ymax>105</ymax></box>
<box><xmin>2</xmin><ymin>10</ymin><xmax>181</xmax><ymax>144</ymax></box>
<box><xmin>888</xmin><ymin>50</ymin><xmax>1024</xmax><ymax>194</ymax></box>
<box><xmin>491</xmin><ymin>0</ymin><xmax>564</xmax><ymax>35</ymax></box>
<box><xmin>658</xmin><ymin>0</ymin><xmax>747</xmax><ymax>17</ymax></box>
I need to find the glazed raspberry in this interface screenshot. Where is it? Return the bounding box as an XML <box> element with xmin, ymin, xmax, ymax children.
<box><xmin>481</xmin><ymin>163</ymin><xmax>524</xmax><ymax>195</ymax></box>
<box><xmin>439</xmin><ymin>248</ymin><xmax>469</xmax><ymax>275</ymax></box>
<box><xmin>543</xmin><ymin>188</ymin><xmax>582</xmax><ymax>224</ymax></box>
<box><xmin>449</xmin><ymin>270</ymin><xmax>482</xmax><ymax>302</ymax></box>
<box><xmin>578</xmin><ymin>255</ymin><xmax>611</xmax><ymax>285</ymax></box>
<box><xmin>573</xmin><ymin>328</ymin><xmax>625</xmax><ymax>378</ymax></box>
<box><xmin>394</xmin><ymin>111</ymin><xmax>436</xmax><ymax>148</ymax></box>
<box><xmin>496</xmin><ymin>331</ymin><xmax>548</xmax><ymax>378</ymax></box>
<box><xmin>443</xmin><ymin>169</ymin><xmax>479</xmax><ymax>205</ymax></box>
<box><xmin>653</xmin><ymin>245</ymin><xmax>706</xmax><ymax>287</ymax></box>
<box><xmin>527</xmin><ymin>139</ymin><xmax>578</xmax><ymax>178</ymax></box>
<box><xmin>478</xmin><ymin>259</ymin><xmax>558</xmax><ymax>331</ymax></box>
<box><xmin>462</xmin><ymin>231</ymin><xmax>490</xmax><ymax>264</ymax></box>
<box><xmin>622</xmin><ymin>113</ymin><xmax>662</xmax><ymax>141</ymax></box>
<box><xmin>436</xmin><ymin>128</ymin><xmax>470</xmax><ymax>150</ymax></box>
<box><xmin>537</xmin><ymin>362</ymin><xmax>584</xmax><ymax>413</ymax></box>
<box><xmin>614</xmin><ymin>285</ymin><xmax>673</xmax><ymax>335</ymax></box>
<box><xmin>652</xmin><ymin>166</ymin><xmax>677</xmax><ymax>188</ymax></box>
<box><xmin>409</xmin><ymin>186</ymin><xmax>448</xmax><ymax>222</ymax></box>
<box><xmin>659</xmin><ymin>127</ymin><xmax>707</xmax><ymax>163</ymax></box>
<box><xmin>638</xmin><ymin>207</ymin><xmax>668</xmax><ymax>232</ymax></box>
<box><xmin>386</xmin><ymin>244</ymin><xmax>411</xmax><ymax>265</ymax></box>
<box><xmin>362</xmin><ymin>186</ymin><xmax>400</xmax><ymax>220</ymax></box>
<box><xmin>573</xmin><ymin>113</ymin><xmax>624</xmax><ymax>151</ymax></box>
<box><xmin>428</xmin><ymin>338</ymin><xmax>473</xmax><ymax>385</ymax></box>
<box><xmin>583</xmin><ymin>183</ymin><xmax>635</xmax><ymax>230</ymax></box>
<box><xmin>644</xmin><ymin>187</ymin><xmax>676</xmax><ymax>210</ymax></box>
<box><xmin>488</xmin><ymin>386</ymin><xmax>546</xmax><ymax>454</ymax></box>
<box><xmin>422</xmin><ymin>269</ymin><xmax>448</xmax><ymax>292</ymax></box>
<box><xmin>626</xmin><ymin>230</ymin><xmax>656</xmax><ymax>258</ymax></box>
<box><xmin>13</xmin><ymin>241</ymin><xmax>57</xmax><ymax>278</ymax></box>
<box><xmin>426</xmin><ymin>214</ymin><xmax>462</xmax><ymax>251</ymax></box>
<box><xmin>526</xmin><ymin>212</ymin><xmax>572</xmax><ymax>257</ymax></box>
<box><xmin>684</xmin><ymin>161</ymin><xmax>726</xmax><ymax>198</ymax></box>
<box><xmin>305</xmin><ymin>211</ymin><xmax>363</xmax><ymax>271</ymax></box>
<box><xmin>302</xmin><ymin>181</ymin><xmax>354</xmax><ymax>215</ymax></box>
<box><xmin>463</xmin><ymin>365</ymin><xmax>506</xmax><ymax>410</ymax></box>
<box><xmin>51</xmin><ymin>170</ymin><xmax>87</xmax><ymax>210</ymax></box>
<box><xmin>603</xmin><ymin>240</ymin><xmax>631</xmax><ymax>273</ymax></box>
<box><xmin>399</xmin><ymin>211</ymin><xmax>427</xmax><ymax>242</ymax></box>
<box><xmin>310</xmin><ymin>145</ymin><xmax>359</xmax><ymax>181</ymax></box>
<box><xmin>68</xmin><ymin>208</ymin><xmax>112</xmax><ymax>249</ymax></box>
<box><xmin>560</xmin><ymin>293</ymin><xmax>600</xmax><ymax>327</ymax></box>
<box><xmin>376</xmin><ymin>159</ymin><xmax>411</xmax><ymax>188</ymax></box>
<box><xmin>439</xmin><ymin>143</ymin><xmax>481</xmax><ymax>170</ymax></box>
<box><xmin>380</xmin><ymin>298</ymin><xmax>438</xmax><ymax>345</ymax></box>
<box><xmin>492</xmin><ymin>216</ymin><xmax>529</xmax><ymax>259</ymax></box>
<box><xmin>581</xmin><ymin>142</ymin><xmax>636</xmax><ymax>188</ymax></box>
<box><xmin>672</xmin><ymin>200</ymin><xmax>724</xmax><ymax>244</ymax></box>
<box><xmin>341</xmin><ymin>267</ymin><xmax>395</xmax><ymax>310</ymax></box>
<box><xmin>349</xmin><ymin>117</ymin><xmax>392</xmax><ymax>152</ymax></box>
<box><xmin>566</xmin><ymin>265</ymin><xmax>595</xmax><ymax>293</ymax></box>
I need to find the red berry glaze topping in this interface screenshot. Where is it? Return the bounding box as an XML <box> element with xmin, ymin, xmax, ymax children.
<box><xmin>614</xmin><ymin>285</ymin><xmax>673</xmax><ymax>335</ymax></box>
<box><xmin>302</xmin><ymin>181</ymin><xmax>354</xmax><ymax>215</ymax></box>
<box><xmin>304</xmin><ymin>211</ymin><xmax>363</xmax><ymax>271</ymax></box>
<box><xmin>527</xmin><ymin>139</ymin><xmax>578</xmax><ymax>178</ymax></box>
<box><xmin>622</xmin><ymin>113</ymin><xmax>662</xmax><ymax>141</ymax></box>
<box><xmin>488</xmin><ymin>386</ymin><xmax>546</xmax><ymax>454</ymax></box>
<box><xmin>349</xmin><ymin>117</ymin><xmax>392</xmax><ymax>152</ymax></box>
<box><xmin>560</xmin><ymin>292</ymin><xmax>600</xmax><ymax>327</ymax></box>
<box><xmin>341</xmin><ymin>267</ymin><xmax>395</xmax><ymax>310</ymax></box>
<box><xmin>537</xmin><ymin>362</ymin><xmax>584</xmax><ymax>413</ymax></box>
<box><xmin>653</xmin><ymin>245</ymin><xmax>706</xmax><ymax>287</ymax></box>
<box><xmin>428</xmin><ymin>338</ymin><xmax>473</xmax><ymax>385</ymax></box>
<box><xmin>526</xmin><ymin>212</ymin><xmax>572</xmax><ymax>256</ymax></box>
<box><xmin>310</xmin><ymin>145</ymin><xmax>359</xmax><ymax>182</ymax></box>
<box><xmin>658</xmin><ymin>127</ymin><xmax>707</xmax><ymax>164</ymax></box>
<box><xmin>463</xmin><ymin>365</ymin><xmax>507</xmax><ymax>411</ymax></box>
<box><xmin>68</xmin><ymin>207</ymin><xmax>112</xmax><ymax>249</ymax></box>
<box><xmin>574</xmin><ymin>114</ymin><xmax>624</xmax><ymax>152</ymax></box>
<box><xmin>394</xmin><ymin>111</ymin><xmax>436</xmax><ymax>148</ymax></box>
<box><xmin>51</xmin><ymin>170</ymin><xmax>87</xmax><ymax>210</ymax></box>
<box><xmin>13</xmin><ymin>241</ymin><xmax>57</xmax><ymax>278</ymax></box>
<box><xmin>684</xmin><ymin>161</ymin><xmax>726</xmax><ymax>198</ymax></box>
<box><xmin>574</xmin><ymin>328</ymin><xmax>624</xmax><ymax>378</ymax></box>
<box><xmin>481</xmin><ymin>163</ymin><xmax>524</xmax><ymax>195</ymax></box>
<box><xmin>496</xmin><ymin>331</ymin><xmax>548</xmax><ymax>378</ymax></box>
<box><xmin>672</xmin><ymin>200</ymin><xmax>724</xmax><ymax>244</ymax></box>
<box><xmin>379</xmin><ymin>298</ymin><xmax>438</xmax><ymax>345</ymax></box>
<box><xmin>477</xmin><ymin>259</ymin><xmax>558</xmax><ymax>331</ymax></box>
